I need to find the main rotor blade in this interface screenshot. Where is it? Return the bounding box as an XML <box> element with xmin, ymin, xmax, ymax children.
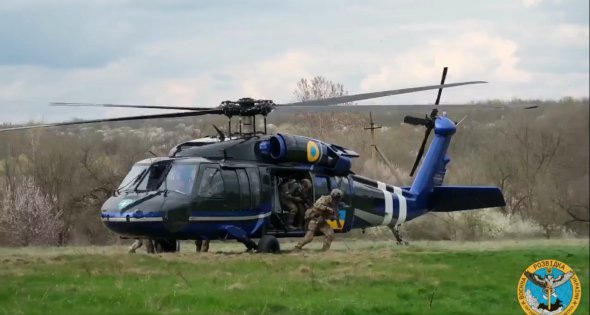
<box><xmin>278</xmin><ymin>81</ymin><xmax>486</xmax><ymax>107</ymax></box>
<box><xmin>51</xmin><ymin>102</ymin><xmax>215</xmax><ymax>111</ymax></box>
<box><xmin>0</xmin><ymin>109</ymin><xmax>222</xmax><ymax>132</ymax></box>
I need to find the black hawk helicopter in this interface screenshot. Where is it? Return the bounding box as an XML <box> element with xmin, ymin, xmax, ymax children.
<box><xmin>0</xmin><ymin>68</ymin><xmax>506</xmax><ymax>253</ymax></box>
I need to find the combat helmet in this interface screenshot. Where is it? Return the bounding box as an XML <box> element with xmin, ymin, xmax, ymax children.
<box><xmin>330</xmin><ymin>188</ymin><xmax>343</xmax><ymax>199</ymax></box>
<box><xmin>300</xmin><ymin>178</ymin><xmax>312</xmax><ymax>189</ymax></box>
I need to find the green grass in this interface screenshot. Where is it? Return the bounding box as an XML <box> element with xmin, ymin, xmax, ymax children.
<box><xmin>0</xmin><ymin>239</ymin><xmax>588</xmax><ymax>315</ymax></box>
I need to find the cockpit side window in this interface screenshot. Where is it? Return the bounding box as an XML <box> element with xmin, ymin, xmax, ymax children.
<box><xmin>197</xmin><ymin>167</ymin><xmax>224</xmax><ymax>198</ymax></box>
<box><xmin>165</xmin><ymin>163</ymin><xmax>198</xmax><ymax>195</ymax></box>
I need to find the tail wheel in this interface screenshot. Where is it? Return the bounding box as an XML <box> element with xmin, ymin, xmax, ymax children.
<box><xmin>257</xmin><ymin>235</ymin><xmax>280</xmax><ymax>253</ymax></box>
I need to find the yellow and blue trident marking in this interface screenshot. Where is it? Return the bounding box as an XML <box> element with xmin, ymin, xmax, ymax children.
<box><xmin>328</xmin><ymin>210</ymin><xmax>346</xmax><ymax>230</ymax></box>
<box><xmin>306</xmin><ymin>141</ymin><xmax>321</xmax><ymax>163</ymax></box>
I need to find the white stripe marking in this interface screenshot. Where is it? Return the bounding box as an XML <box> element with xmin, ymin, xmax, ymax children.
<box><xmin>392</xmin><ymin>186</ymin><xmax>407</xmax><ymax>225</ymax></box>
<box><xmin>103</xmin><ymin>217</ymin><xmax>162</xmax><ymax>222</ymax></box>
<box><xmin>382</xmin><ymin>190</ymin><xmax>393</xmax><ymax>225</ymax></box>
<box><xmin>102</xmin><ymin>212</ymin><xmax>272</xmax><ymax>223</ymax></box>
<box><xmin>377</xmin><ymin>181</ymin><xmax>393</xmax><ymax>225</ymax></box>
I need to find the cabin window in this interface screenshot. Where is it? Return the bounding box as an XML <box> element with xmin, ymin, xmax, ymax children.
<box><xmin>236</xmin><ymin>169</ymin><xmax>251</xmax><ymax>209</ymax></box>
<box><xmin>259</xmin><ymin>168</ymin><xmax>272</xmax><ymax>204</ymax></box>
<box><xmin>246</xmin><ymin>168</ymin><xmax>260</xmax><ymax>208</ymax></box>
<box><xmin>329</xmin><ymin>176</ymin><xmax>350</xmax><ymax>195</ymax></box>
<box><xmin>313</xmin><ymin>175</ymin><xmax>330</xmax><ymax>198</ymax></box>
<box><xmin>339</xmin><ymin>177</ymin><xmax>350</xmax><ymax>195</ymax></box>
<box><xmin>198</xmin><ymin>167</ymin><xmax>224</xmax><ymax>198</ymax></box>
<box><xmin>221</xmin><ymin>169</ymin><xmax>240</xmax><ymax>210</ymax></box>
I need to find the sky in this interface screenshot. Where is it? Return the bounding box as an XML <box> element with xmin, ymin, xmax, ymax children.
<box><xmin>0</xmin><ymin>0</ymin><xmax>588</xmax><ymax>123</ymax></box>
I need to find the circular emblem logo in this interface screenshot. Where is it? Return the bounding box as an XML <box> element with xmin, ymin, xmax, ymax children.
<box><xmin>517</xmin><ymin>259</ymin><xmax>582</xmax><ymax>314</ymax></box>
<box><xmin>306</xmin><ymin>141</ymin><xmax>321</xmax><ymax>163</ymax></box>
<box><xmin>117</xmin><ymin>199</ymin><xmax>134</xmax><ymax>210</ymax></box>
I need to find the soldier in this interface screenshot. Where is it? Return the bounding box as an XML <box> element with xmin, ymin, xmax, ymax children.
<box><xmin>294</xmin><ymin>179</ymin><xmax>313</xmax><ymax>228</ymax></box>
<box><xmin>146</xmin><ymin>239</ymin><xmax>156</xmax><ymax>253</ymax></box>
<box><xmin>195</xmin><ymin>239</ymin><xmax>210</xmax><ymax>252</ymax></box>
<box><xmin>294</xmin><ymin>188</ymin><xmax>343</xmax><ymax>251</ymax></box>
<box><xmin>128</xmin><ymin>238</ymin><xmax>143</xmax><ymax>253</ymax></box>
<box><xmin>279</xmin><ymin>178</ymin><xmax>304</xmax><ymax>229</ymax></box>
<box><xmin>129</xmin><ymin>238</ymin><xmax>156</xmax><ymax>253</ymax></box>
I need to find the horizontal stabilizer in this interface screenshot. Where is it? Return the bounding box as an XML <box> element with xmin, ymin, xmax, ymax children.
<box><xmin>431</xmin><ymin>186</ymin><xmax>505</xmax><ymax>212</ymax></box>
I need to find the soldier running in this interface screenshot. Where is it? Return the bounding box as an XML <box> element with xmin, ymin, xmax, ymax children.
<box><xmin>294</xmin><ymin>189</ymin><xmax>343</xmax><ymax>251</ymax></box>
<box><xmin>129</xmin><ymin>238</ymin><xmax>156</xmax><ymax>254</ymax></box>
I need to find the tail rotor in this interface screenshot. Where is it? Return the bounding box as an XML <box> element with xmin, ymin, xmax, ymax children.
<box><xmin>404</xmin><ymin>67</ymin><xmax>448</xmax><ymax>176</ymax></box>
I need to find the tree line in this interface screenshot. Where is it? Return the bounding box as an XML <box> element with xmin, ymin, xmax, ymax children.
<box><xmin>0</xmin><ymin>77</ymin><xmax>588</xmax><ymax>245</ymax></box>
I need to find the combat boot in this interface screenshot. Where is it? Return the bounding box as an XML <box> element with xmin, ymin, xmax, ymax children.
<box><xmin>287</xmin><ymin>213</ymin><xmax>297</xmax><ymax>230</ymax></box>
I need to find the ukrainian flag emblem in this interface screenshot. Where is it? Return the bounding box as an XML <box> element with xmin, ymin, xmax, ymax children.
<box><xmin>306</xmin><ymin>141</ymin><xmax>321</xmax><ymax>163</ymax></box>
<box><xmin>328</xmin><ymin>210</ymin><xmax>346</xmax><ymax>230</ymax></box>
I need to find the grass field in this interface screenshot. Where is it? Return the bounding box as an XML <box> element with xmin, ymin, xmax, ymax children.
<box><xmin>0</xmin><ymin>239</ymin><xmax>588</xmax><ymax>315</ymax></box>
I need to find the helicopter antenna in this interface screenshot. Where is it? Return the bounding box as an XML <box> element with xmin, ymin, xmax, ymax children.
<box><xmin>364</xmin><ymin>112</ymin><xmax>404</xmax><ymax>185</ymax></box>
<box><xmin>212</xmin><ymin>124</ymin><xmax>226</xmax><ymax>141</ymax></box>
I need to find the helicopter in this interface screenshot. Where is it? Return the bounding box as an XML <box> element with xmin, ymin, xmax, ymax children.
<box><xmin>0</xmin><ymin>68</ymin><xmax>506</xmax><ymax>253</ymax></box>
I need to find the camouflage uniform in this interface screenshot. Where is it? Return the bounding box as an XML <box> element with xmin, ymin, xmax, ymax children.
<box><xmin>129</xmin><ymin>238</ymin><xmax>143</xmax><ymax>253</ymax></box>
<box><xmin>294</xmin><ymin>179</ymin><xmax>313</xmax><ymax>228</ymax></box>
<box><xmin>195</xmin><ymin>239</ymin><xmax>210</xmax><ymax>252</ymax></box>
<box><xmin>279</xmin><ymin>179</ymin><xmax>304</xmax><ymax>228</ymax></box>
<box><xmin>129</xmin><ymin>238</ymin><xmax>156</xmax><ymax>253</ymax></box>
<box><xmin>295</xmin><ymin>190</ymin><xmax>342</xmax><ymax>251</ymax></box>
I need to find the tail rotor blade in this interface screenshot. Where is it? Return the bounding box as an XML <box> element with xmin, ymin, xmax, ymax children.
<box><xmin>403</xmin><ymin>116</ymin><xmax>429</xmax><ymax>126</ymax></box>
<box><xmin>434</xmin><ymin>67</ymin><xmax>448</xmax><ymax>105</ymax></box>
<box><xmin>410</xmin><ymin>127</ymin><xmax>433</xmax><ymax>176</ymax></box>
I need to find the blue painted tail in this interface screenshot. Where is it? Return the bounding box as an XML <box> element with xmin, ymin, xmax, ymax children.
<box><xmin>409</xmin><ymin>116</ymin><xmax>505</xmax><ymax>212</ymax></box>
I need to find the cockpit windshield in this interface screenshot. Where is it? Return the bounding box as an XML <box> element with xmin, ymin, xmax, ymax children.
<box><xmin>132</xmin><ymin>161</ymin><xmax>198</xmax><ymax>195</ymax></box>
<box><xmin>117</xmin><ymin>164</ymin><xmax>149</xmax><ymax>192</ymax></box>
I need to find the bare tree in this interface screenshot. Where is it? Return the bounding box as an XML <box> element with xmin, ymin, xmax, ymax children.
<box><xmin>293</xmin><ymin>76</ymin><xmax>349</xmax><ymax>102</ymax></box>
<box><xmin>293</xmin><ymin>76</ymin><xmax>352</xmax><ymax>138</ymax></box>
<box><xmin>0</xmin><ymin>176</ymin><xmax>64</xmax><ymax>246</ymax></box>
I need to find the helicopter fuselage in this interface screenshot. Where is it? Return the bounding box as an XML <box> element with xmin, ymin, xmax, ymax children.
<box><xmin>100</xmin><ymin>117</ymin><xmax>505</xmax><ymax>251</ymax></box>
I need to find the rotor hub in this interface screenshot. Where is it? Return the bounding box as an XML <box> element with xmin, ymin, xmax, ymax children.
<box><xmin>220</xmin><ymin>98</ymin><xmax>275</xmax><ymax>117</ymax></box>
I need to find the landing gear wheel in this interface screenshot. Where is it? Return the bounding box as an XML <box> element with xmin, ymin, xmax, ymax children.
<box><xmin>155</xmin><ymin>238</ymin><xmax>179</xmax><ymax>253</ymax></box>
<box><xmin>257</xmin><ymin>235</ymin><xmax>280</xmax><ymax>253</ymax></box>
